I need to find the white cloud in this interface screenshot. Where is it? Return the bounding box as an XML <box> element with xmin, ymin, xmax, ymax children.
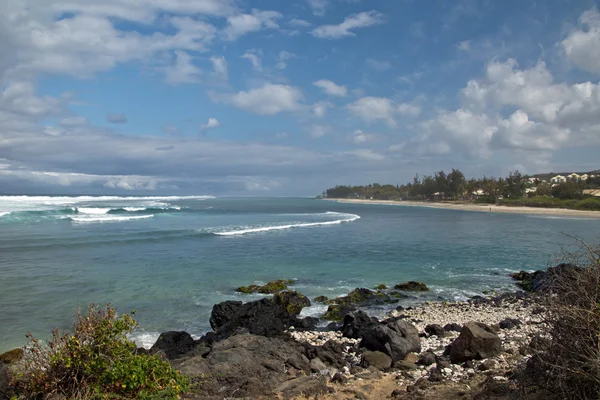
<box><xmin>347</xmin><ymin>96</ymin><xmax>397</xmax><ymax>126</ymax></box>
<box><xmin>307</xmin><ymin>0</ymin><xmax>329</xmax><ymax>16</ymax></box>
<box><xmin>210</xmin><ymin>56</ymin><xmax>228</xmax><ymax>81</ymax></box>
<box><xmin>222</xmin><ymin>84</ymin><xmax>303</xmax><ymax>115</ymax></box>
<box><xmin>223</xmin><ymin>9</ymin><xmax>282</xmax><ymax>41</ymax></box>
<box><xmin>200</xmin><ymin>117</ymin><xmax>220</xmax><ymax>131</ymax></box>
<box><xmin>276</xmin><ymin>51</ymin><xmax>298</xmax><ymax>70</ymax></box>
<box><xmin>562</xmin><ymin>8</ymin><xmax>600</xmax><ymax>74</ymax></box>
<box><xmin>313</xmin><ymin>79</ymin><xmax>347</xmax><ymax>96</ymax></box>
<box><xmin>345</xmin><ymin>149</ymin><xmax>385</xmax><ymax>161</ymax></box>
<box><xmin>164</xmin><ymin>51</ymin><xmax>201</xmax><ymax>84</ymax></box>
<box><xmin>312</xmin><ymin>101</ymin><xmax>332</xmax><ymax>118</ymax></box>
<box><xmin>397</xmin><ymin>103</ymin><xmax>421</xmax><ymax>117</ymax></box>
<box><xmin>312</xmin><ymin>11</ymin><xmax>385</xmax><ymax>39</ymax></box>
<box><xmin>241</xmin><ymin>50</ymin><xmax>262</xmax><ymax>71</ymax></box>
<box><xmin>365</xmin><ymin>58</ymin><xmax>392</xmax><ymax>71</ymax></box>
<box><xmin>289</xmin><ymin>18</ymin><xmax>313</xmax><ymax>28</ymax></box>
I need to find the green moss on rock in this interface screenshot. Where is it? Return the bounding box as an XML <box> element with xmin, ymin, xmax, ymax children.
<box><xmin>0</xmin><ymin>348</ymin><xmax>24</xmax><ymax>364</ymax></box>
<box><xmin>274</xmin><ymin>290</ymin><xmax>311</xmax><ymax>315</ymax></box>
<box><xmin>374</xmin><ymin>284</ymin><xmax>388</xmax><ymax>290</ymax></box>
<box><xmin>394</xmin><ymin>281</ymin><xmax>429</xmax><ymax>292</ymax></box>
<box><xmin>313</xmin><ymin>296</ymin><xmax>329</xmax><ymax>303</ymax></box>
<box><xmin>322</xmin><ymin>304</ymin><xmax>355</xmax><ymax>322</ymax></box>
<box><xmin>236</xmin><ymin>279</ymin><xmax>295</xmax><ymax>294</ymax></box>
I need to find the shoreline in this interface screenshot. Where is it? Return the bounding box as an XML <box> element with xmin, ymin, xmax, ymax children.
<box><xmin>325</xmin><ymin>198</ymin><xmax>600</xmax><ymax>218</ymax></box>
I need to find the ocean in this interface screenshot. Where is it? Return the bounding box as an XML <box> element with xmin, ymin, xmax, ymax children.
<box><xmin>0</xmin><ymin>195</ymin><xmax>598</xmax><ymax>353</ymax></box>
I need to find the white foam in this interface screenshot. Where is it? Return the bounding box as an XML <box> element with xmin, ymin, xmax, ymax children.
<box><xmin>0</xmin><ymin>212</ymin><xmax>10</xmax><ymax>217</ymax></box>
<box><xmin>215</xmin><ymin>213</ymin><xmax>360</xmax><ymax>236</ymax></box>
<box><xmin>129</xmin><ymin>332</ymin><xmax>160</xmax><ymax>349</ymax></box>
<box><xmin>299</xmin><ymin>304</ymin><xmax>329</xmax><ymax>318</ymax></box>
<box><xmin>77</xmin><ymin>207</ymin><xmax>111</xmax><ymax>215</ymax></box>
<box><xmin>70</xmin><ymin>215</ymin><xmax>154</xmax><ymax>223</ymax></box>
<box><xmin>123</xmin><ymin>207</ymin><xmax>146</xmax><ymax>212</ymax></box>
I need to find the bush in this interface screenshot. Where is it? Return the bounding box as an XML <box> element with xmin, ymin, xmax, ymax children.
<box><xmin>473</xmin><ymin>195</ymin><xmax>495</xmax><ymax>204</ymax></box>
<box><xmin>575</xmin><ymin>197</ymin><xmax>600</xmax><ymax>210</ymax></box>
<box><xmin>523</xmin><ymin>241</ymin><xmax>600</xmax><ymax>399</ymax></box>
<box><xmin>14</xmin><ymin>304</ymin><xmax>189</xmax><ymax>399</ymax></box>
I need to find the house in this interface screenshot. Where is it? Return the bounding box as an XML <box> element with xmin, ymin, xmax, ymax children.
<box><xmin>551</xmin><ymin>175</ymin><xmax>567</xmax><ymax>183</ymax></box>
<box><xmin>527</xmin><ymin>177</ymin><xmax>538</xmax><ymax>184</ymax></box>
<box><xmin>568</xmin><ymin>173</ymin><xmax>580</xmax><ymax>181</ymax></box>
<box><xmin>583</xmin><ymin>189</ymin><xmax>600</xmax><ymax>197</ymax></box>
<box><xmin>525</xmin><ymin>187</ymin><xmax>537</xmax><ymax>195</ymax></box>
<box><xmin>580</xmin><ymin>174</ymin><xmax>589</xmax><ymax>181</ymax></box>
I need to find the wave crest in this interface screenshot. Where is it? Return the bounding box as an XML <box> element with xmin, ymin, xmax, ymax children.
<box><xmin>70</xmin><ymin>215</ymin><xmax>154</xmax><ymax>223</ymax></box>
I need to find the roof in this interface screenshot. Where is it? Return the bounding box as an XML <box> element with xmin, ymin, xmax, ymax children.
<box><xmin>583</xmin><ymin>189</ymin><xmax>600</xmax><ymax>197</ymax></box>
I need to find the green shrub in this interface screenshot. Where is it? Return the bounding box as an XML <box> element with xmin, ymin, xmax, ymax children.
<box><xmin>575</xmin><ymin>197</ymin><xmax>600</xmax><ymax>210</ymax></box>
<box><xmin>14</xmin><ymin>304</ymin><xmax>188</xmax><ymax>399</ymax></box>
<box><xmin>473</xmin><ymin>195</ymin><xmax>495</xmax><ymax>204</ymax></box>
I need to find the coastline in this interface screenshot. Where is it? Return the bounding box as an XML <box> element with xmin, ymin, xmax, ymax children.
<box><xmin>325</xmin><ymin>198</ymin><xmax>600</xmax><ymax>218</ymax></box>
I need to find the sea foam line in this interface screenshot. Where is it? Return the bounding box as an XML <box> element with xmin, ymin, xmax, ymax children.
<box><xmin>0</xmin><ymin>211</ymin><xmax>10</xmax><ymax>218</ymax></box>
<box><xmin>70</xmin><ymin>215</ymin><xmax>154</xmax><ymax>223</ymax></box>
<box><xmin>215</xmin><ymin>213</ymin><xmax>360</xmax><ymax>236</ymax></box>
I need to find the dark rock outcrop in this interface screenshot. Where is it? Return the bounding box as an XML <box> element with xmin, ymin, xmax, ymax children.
<box><xmin>322</xmin><ymin>303</ymin><xmax>356</xmax><ymax>322</ymax></box>
<box><xmin>174</xmin><ymin>333</ymin><xmax>315</xmax><ymax>398</ymax></box>
<box><xmin>510</xmin><ymin>263</ymin><xmax>578</xmax><ymax>292</ymax></box>
<box><xmin>444</xmin><ymin>323</ymin><xmax>462</xmax><ymax>332</ymax></box>
<box><xmin>394</xmin><ymin>281</ymin><xmax>430</xmax><ymax>291</ymax></box>
<box><xmin>417</xmin><ymin>351</ymin><xmax>436</xmax><ymax>366</ymax></box>
<box><xmin>0</xmin><ymin>348</ymin><xmax>23</xmax><ymax>365</ymax></box>
<box><xmin>323</xmin><ymin>288</ymin><xmax>401</xmax><ymax>321</ymax></box>
<box><xmin>150</xmin><ymin>331</ymin><xmax>196</xmax><ymax>360</ymax></box>
<box><xmin>359</xmin><ymin>317</ymin><xmax>421</xmax><ymax>362</ymax></box>
<box><xmin>448</xmin><ymin>322</ymin><xmax>502</xmax><ymax>363</ymax></box>
<box><xmin>210</xmin><ymin>295</ymin><xmax>310</xmax><ymax>339</ymax></box>
<box><xmin>342</xmin><ymin>311</ymin><xmax>379</xmax><ymax>339</ymax></box>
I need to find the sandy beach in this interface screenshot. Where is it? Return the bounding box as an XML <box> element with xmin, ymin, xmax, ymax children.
<box><xmin>325</xmin><ymin>198</ymin><xmax>600</xmax><ymax>219</ymax></box>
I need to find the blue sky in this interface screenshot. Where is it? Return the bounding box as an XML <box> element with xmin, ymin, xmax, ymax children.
<box><xmin>0</xmin><ymin>0</ymin><xmax>599</xmax><ymax>195</ymax></box>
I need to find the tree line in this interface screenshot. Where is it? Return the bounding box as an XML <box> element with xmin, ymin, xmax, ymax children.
<box><xmin>322</xmin><ymin>169</ymin><xmax>600</xmax><ymax>202</ymax></box>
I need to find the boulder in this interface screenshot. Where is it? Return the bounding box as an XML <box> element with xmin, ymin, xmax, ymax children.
<box><xmin>210</xmin><ymin>297</ymin><xmax>295</xmax><ymax>339</ymax></box>
<box><xmin>361</xmin><ymin>350</ymin><xmax>392</xmax><ymax>370</ymax></box>
<box><xmin>449</xmin><ymin>322</ymin><xmax>502</xmax><ymax>363</ymax></box>
<box><xmin>394</xmin><ymin>281</ymin><xmax>429</xmax><ymax>291</ymax></box>
<box><xmin>285</xmin><ymin>354</ymin><xmax>310</xmax><ymax>373</ymax></box>
<box><xmin>209</xmin><ymin>300</ymin><xmax>243</xmax><ymax>331</ymax></box>
<box><xmin>417</xmin><ymin>351</ymin><xmax>436</xmax><ymax>366</ymax></box>
<box><xmin>359</xmin><ymin>318</ymin><xmax>421</xmax><ymax>362</ymax></box>
<box><xmin>293</xmin><ymin>316</ymin><xmax>319</xmax><ymax>331</ymax></box>
<box><xmin>310</xmin><ymin>357</ymin><xmax>328</xmax><ymax>373</ymax></box>
<box><xmin>444</xmin><ymin>323</ymin><xmax>462</xmax><ymax>332</ymax></box>
<box><xmin>0</xmin><ymin>348</ymin><xmax>23</xmax><ymax>365</ymax></box>
<box><xmin>499</xmin><ymin>318</ymin><xmax>522</xmax><ymax>330</ymax></box>
<box><xmin>274</xmin><ymin>290</ymin><xmax>311</xmax><ymax>315</ymax></box>
<box><xmin>150</xmin><ymin>331</ymin><xmax>196</xmax><ymax>360</ymax></box>
<box><xmin>425</xmin><ymin>324</ymin><xmax>445</xmax><ymax>337</ymax></box>
<box><xmin>374</xmin><ymin>284</ymin><xmax>388</xmax><ymax>290</ymax></box>
<box><xmin>510</xmin><ymin>263</ymin><xmax>578</xmax><ymax>293</ymax></box>
<box><xmin>304</xmin><ymin>341</ymin><xmax>347</xmax><ymax>369</ymax></box>
<box><xmin>313</xmin><ymin>295</ymin><xmax>329</xmax><ymax>303</ymax></box>
<box><xmin>341</xmin><ymin>311</ymin><xmax>379</xmax><ymax>339</ymax></box>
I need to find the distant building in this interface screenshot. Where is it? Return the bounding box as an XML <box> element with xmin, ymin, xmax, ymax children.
<box><xmin>568</xmin><ymin>173</ymin><xmax>580</xmax><ymax>181</ymax></box>
<box><xmin>525</xmin><ymin>187</ymin><xmax>537</xmax><ymax>195</ymax></box>
<box><xmin>583</xmin><ymin>189</ymin><xmax>600</xmax><ymax>197</ymax></box>
<box><xmin>527</xmin><ymin>177</ymin><xmax>537</xmax><ymax>184</ymax></box>
<box><xmin>580</xmin><ymin>174</ymin><xmax>589</xmax><ymax>181</ymax></box>
<box><xmin>551</xmin><ymin>175</ymin><xmax>567</xmax><ymax>183</ymax></box>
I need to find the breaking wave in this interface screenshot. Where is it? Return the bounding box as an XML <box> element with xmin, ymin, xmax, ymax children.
<box><xmin>69</xmin><ymin>215</ymin><xmax>155</xmax><ymax>223</ymax></box>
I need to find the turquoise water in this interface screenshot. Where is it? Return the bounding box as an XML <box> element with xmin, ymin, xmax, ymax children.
<box><xmin>1</xmin><ymin>196</ymin><xmax>598</xmax><ymax>352</ymax></box>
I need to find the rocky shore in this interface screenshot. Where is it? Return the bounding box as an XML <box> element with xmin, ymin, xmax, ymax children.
<box><xmin>1</xmin><ymin>277</ymin><xmax>549</xmax><ymax>400</ymax></box>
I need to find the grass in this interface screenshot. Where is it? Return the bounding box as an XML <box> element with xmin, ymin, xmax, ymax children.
<box><xmin>500</xmin><ymin>196</ymin><xmax>600</xmax><ymax>210</ymax></box>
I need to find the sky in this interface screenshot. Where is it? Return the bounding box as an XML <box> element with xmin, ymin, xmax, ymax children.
<box><xmin>1</xmin><ymin>0</ymin><xmax>599</xmax><ymax>196</ymax></box>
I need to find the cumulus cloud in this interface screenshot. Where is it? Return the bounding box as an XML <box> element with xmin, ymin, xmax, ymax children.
<box><xmin>289</xmin><ymin>18</ymin><xmax>313</xmax><ymax>28</ymax></box>
<box><xmin>276</xmin><ymin>51</ymin><xmax>298</xmax><ymax>70</ymax></box>
<box><xmin>307</xmin><ymin>0</ymin><xmax>329</xmax><ymax>16</ymax></box>
<box><xmin>347</xmin><ymin>96</ymin><xmax>397</xmax><ymax>126</ymax></box>
<box><xmin>351</xmin><ymin>129</ymin><xmax>376</xmax><ymax>144</ymax></box>
<box><xmin>216</xmin><ymin>84</ymin><xmax>303</xmax><ymax>115</ymax></box>
<box><xmin>200</xmin><ymin>117</ymin><xmax>220</xmax><ymax>131</ymax></box>
<box><xmin>107</xmin><ymin>114</ymin><xmax>128</xmax><ymax>124</ymax></box>
<box><xmin>312</xmin><ymin>11</ymin><xmax>385</xmax><ymax>39</ymax></box>
<box><xmin>397</xmin><ymin>103</ymin><xmax>421</xmax><ymax>117</ymax></box>
<box><xmin>313</xmin><ymin>79</ymin><xmax>347</xmax><ymax>96</ymax></box>
<box><xmin>60</xmin><ymin>116</ymin><xmax>88</xmax><ymax>126</ymax></box>
<box><xmin>562</xmin><ymin>8</ymin><xmax>600</xmax><ymax>74</ymax></box>
<box><xmin>223</xmin><ymin>9</ymin><xmax>282</xmax><ymax>41</ymax></box>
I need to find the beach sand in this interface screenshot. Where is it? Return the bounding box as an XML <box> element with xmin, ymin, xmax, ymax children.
<box><xmin>325</xmin><ymin>198</ymin><xmax>600</xmax><ymax>218</ymax></box>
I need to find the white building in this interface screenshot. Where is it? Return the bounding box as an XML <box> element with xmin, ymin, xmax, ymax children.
<box><xmin>568</xmin><ymin>173</ymin><xmax>580</xmax><ymax>181</ymax></box>
<box><xmin>551</xmin><ymin>175</ymin><xmax>567</xmax><ymax>183</ymax></box>
<box><xmin>580</xmin><ymin>174</ymin><xmax>589</xmax><ymax>181</ymax></box>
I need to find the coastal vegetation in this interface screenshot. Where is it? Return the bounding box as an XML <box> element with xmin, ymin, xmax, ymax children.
<box><xmin>12</xmin><ymin>304</ymin><xmax>188</xmax><ymax>399</ymax></box>
<box><xmin>321</xmin><ymin>168</ymin><xmax>600</xmax><ymax>211</ymax></box>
